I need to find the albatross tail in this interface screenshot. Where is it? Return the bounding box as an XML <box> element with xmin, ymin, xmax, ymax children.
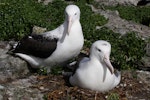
<box><xmin>15</xmin><ymin>53</ymin><xmax>42</xmax><ymax>68</ymax></box>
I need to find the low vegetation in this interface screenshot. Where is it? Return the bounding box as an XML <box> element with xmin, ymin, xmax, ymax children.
<box><xmin>0</xmin><ymin>0</ymin><xmax>67</xmax><ymax>40</ymax></box>
<box><xmin>0</xmin><ymin>0</ymin><xmax>147</xmax><ymax>71</ymax></box>
<box><xmin>85</xmin><ymin>27</ymin><xmax>146</xmax><ymax>70</ymax></box>
<box><xmin>93</xmin><ymin>2</ymin><xmax>150</xmax><ymax>26</ymax></box>
<box><xmin>107</xmin><ymin>92</ymin><xmax>120</xmax><ymax>100</ymax></box>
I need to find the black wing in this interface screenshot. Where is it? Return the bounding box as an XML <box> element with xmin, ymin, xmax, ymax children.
<box><xmin>12</xmin><ymin>34</ymin><xmax>58</xmax><ymax>58</ymax></box>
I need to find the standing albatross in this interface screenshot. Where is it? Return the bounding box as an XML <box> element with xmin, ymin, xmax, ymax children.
<box><xmin>11</xmin><ymin>5</ymin><xmax>84</xmax><ymax>72</ymax></box>
<box><xmin>69</xmin><ymin>40</ymin><xmax>121</xmax><ymax>92</ymax></box>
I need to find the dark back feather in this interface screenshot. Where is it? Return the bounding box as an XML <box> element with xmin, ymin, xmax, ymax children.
<box><xmin>13</xmin><ymin>34</ymin><xmax>58</xmax><ymax>58</ymax></box>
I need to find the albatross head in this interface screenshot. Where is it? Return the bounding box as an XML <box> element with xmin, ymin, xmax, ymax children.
<box><xmin>90</xmin><ymin>40</ymin><xmax>114</xmax><ymax>74</ymax></box>
<box><xmin>65</xmin><ymin>5</ymin><xmax>80</xmax><ymax>34</ymax></box>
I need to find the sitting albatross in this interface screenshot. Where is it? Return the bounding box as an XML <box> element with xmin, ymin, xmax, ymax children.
<box><xmin>11</xmin><ymin>5</ymin><xmax>84</xmax><ymax>72</ymax></box>
<box><xmin>69</xmin><ymin>40</ymin><xmax>121</xmax><ymax>92</ymax></box>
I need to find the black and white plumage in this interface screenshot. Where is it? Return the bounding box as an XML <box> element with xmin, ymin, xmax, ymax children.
<box><xmin>69</xmin><ymin>40</ymin><xmax>121</xmax><ymax>92</ymax></box>
<box><xmin>11</xmin><ymin>5</ymin><xmax>84</xmax><ymax>72</ymax></box>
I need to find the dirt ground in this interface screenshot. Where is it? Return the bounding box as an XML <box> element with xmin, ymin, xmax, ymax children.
<box><xmin>31</xmin><ymin>70</ymin><xmax>150</xmax><ymax>100</ymax></box>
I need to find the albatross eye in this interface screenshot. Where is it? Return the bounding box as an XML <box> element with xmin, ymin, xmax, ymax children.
<box><xmin>97</xmin><ymin>48</ymin><xmax>101</xmax><ymax>52</ymax></box>
<box><xmin>74</xmin><ymin>13</ymin><xmax>77</xmax><ymax>15</ymax></box>
<box><xmin>98</xmin><ymin>49</ymin><xmax>101</xmax><ymax>52</ymax></box>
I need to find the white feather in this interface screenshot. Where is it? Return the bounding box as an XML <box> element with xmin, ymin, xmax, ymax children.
<box><xmin>69</xmin><ymin>40</ymin><xmax>121</xmax><ymax>92</ymax></box>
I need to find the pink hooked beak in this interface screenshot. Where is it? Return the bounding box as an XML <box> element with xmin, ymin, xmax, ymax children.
<box><xmin>103</xmin><ymin>54</ymin><xmax>114</xmax><ymax>74</ymax></box>
<box><xmin>67</xmin><ymin>16</ymin><xmax>73</xmax><ymax>35</ymax></box>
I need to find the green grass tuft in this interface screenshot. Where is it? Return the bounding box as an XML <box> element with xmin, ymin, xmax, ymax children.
<box><xmin>87</xmin><ymin>27</ymin><xmax>146</xmax><ymax>70</ymax></box>
<box><xmin>107</xmin><ymin>93</ymin><xmax>120</xmax><ymax>100</ymax></box>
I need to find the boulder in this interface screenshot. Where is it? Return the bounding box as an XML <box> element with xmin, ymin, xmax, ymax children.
<box><xmin>0</xmin><ymin>75</ymin><xmax>44</xmax><ymax>100</ymax></box>
<box><xmin>0</xmin><ymin>41</ymin><xmax>29</xmax><ymax>83</ymax></box>
<box><xmin>94</xmin><ymin>0</ymin><xmax>148</xmax><ymax>6</ymax></box>
<box><xmin>90</xmin><ymin>5</ymin><xmax>150</xmax><ymax>38</ymax></box>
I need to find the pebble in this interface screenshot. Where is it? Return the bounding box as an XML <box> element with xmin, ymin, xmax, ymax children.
<box><xmin>120</xmin><ymin>83</ymin><xmax>123</xmax><ymax>87</ymax></box>
<box><xmin>39</xmin><ymin>86</ymin><xmax>44</xmax><ymax>90</ymax></box>
<box><xmin>139</xmin><ymin>81</ymin><xmax>143</xmax><ymax>83</ymax></box>
<box><xmin>123</xmin><ymin>83</ymin><xmax>127</xmax><ymax>87</ymax></box>
<box><xmin>120</xmin><ymin>83</ymin><xmax>127</xmax><ymax>87</ymax></box>
<box><xmin>0</xmin><ymin>85</ymin><xmax>4</xmax><ymax>89</ymax></box>
<box><xmin>129</xmin><ymin>84</ymin><xmax>132</xmax><ymax>87</ymax></box>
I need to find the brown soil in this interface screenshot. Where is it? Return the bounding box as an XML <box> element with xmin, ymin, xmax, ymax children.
<box><xmin>31</xmin><ymin>70</ymin><xmax>150</xmax><ymax>100</ymax></box>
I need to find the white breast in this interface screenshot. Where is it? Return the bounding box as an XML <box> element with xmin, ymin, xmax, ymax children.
<box><xmin>44</xmin><ymin>21</ymin><xmax>84</xmax><ymax>65</ymax></box>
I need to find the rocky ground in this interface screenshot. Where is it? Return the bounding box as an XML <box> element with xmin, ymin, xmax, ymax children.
<box><xmin>0</xmin><ymin>0</ymin><xmax>150</xmax><ymax>100</ymax></box>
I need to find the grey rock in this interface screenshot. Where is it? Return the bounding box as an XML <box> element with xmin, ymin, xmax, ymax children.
<box><xmin>91</xmin><ymin>5</ymin><xmax>150</xmax><ymax>39</ymax></box>
<box><xmin>142</xmin><ymin>43</ymin><xmax>150</xmax><ymax>70</ymax></box>
<box><xmin>137</xmin><ymin>70</ymin><xmax>150</xmax><ymax>86</ymax></box>
<box><xmin>0</xmin><ymin>41</ymin><xmax>29</xmax><ymax>83</ymax></box>
<box><xmin>0</xmin><ymin>95</ymin><xmax>2</xmax><ymax>100</ymax></box>
<box><xmin>139</xmin><ymin>56</ymin><xmax>150</xmax><ymax>71</ymax></box>
<box><xmin>0</xmin><ymin>85</ymin><xmax>4</xmax><ymax>90</ymax></box>
<box><xmin>146</xmin><ymin>43</ymin><xmax>150</xmax><ymax>56</ymax></box>
<box><xmin>38</xmin><ymin>0</ymin><xmax>53</xmax><ymax>5</ymax></box>
<box><xmin>94</xmin><ymin>0</ymin><xmax>143</xmax><ymax>6</ymax></box>
<box><xmin>0</xmin><ymin>75</ymin><xmax>44</xmax><ymax>100</ymax></box>
<box><xmin>0</xmin><ymin>26</ymin><xmax>48</xmax><ymax>83</ymax></box>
